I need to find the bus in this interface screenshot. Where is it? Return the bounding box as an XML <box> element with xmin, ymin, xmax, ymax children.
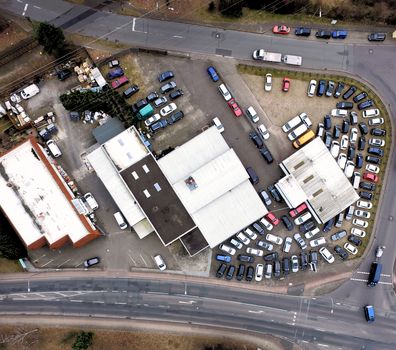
<box><xmin>292</xmin><ymin>130</ymin><xmax>315</xmax><ymax>148</ymax></box>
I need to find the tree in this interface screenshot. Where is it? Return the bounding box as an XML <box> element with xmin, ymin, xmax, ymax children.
<box><xmin>219</xmin><ymin>0</ymin><xmax>243</xmax><ymax>18</ymax></box>
<box><xmin>208</xmin><ymin>1</ymin><xmax>216</xmax><ymax>12</ymax></box>
<box><xmin>0</xmin><ymin>213</ymin><xmax>27</xmax><ymax>260</ymax></box>
<box><xmin>34</xmin><ymin>22</ymin><xmax>65</xmax><ymax>57</ymax></box>
<box><xmin>72</xmin><ymin>331</ymin><xmax>93</xmax><ymax>350</ymax></box>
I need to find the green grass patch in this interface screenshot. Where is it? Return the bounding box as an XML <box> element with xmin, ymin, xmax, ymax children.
<box><xmin>0</xmin><ymin>258</ymin><xmax>24</xmax><ymax>273</ymax></box>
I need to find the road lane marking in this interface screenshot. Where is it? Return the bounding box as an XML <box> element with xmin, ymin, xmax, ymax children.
<box><xmin>318</xmin><ymin>344</ymin><xmax>329</xmax><ymax>347</ymax></box>
<box><xmin>70</xmin><ymin>300</ymin><xmax>83</xmax><ymax>303</ymax></box>
<box><xmin>178</xmin><ymin>300</ymin><xmax>196</xmax><ymax>304</ymax></box>
<box><xmin>381</xmin><ymin>274</ymin><xmax>391</xmax><ymax>277</ymax></box>
<box><xmin>33</xmin><ymin>5</ymin><xmax>41</xmax><ymax>9</ymax></box>
<box><xmin>132</xmin><ymin>18</ymin><xmax>136</xmax><ymax>31</ymax></box>
<box><xmin>22</xmin><ymin>3</ymin><xmax>28</xmax><ymax>16</ymax></box>
<box><xmin>350</xmin><ymin>278</ymin><xmax>367</xmax><ymax>282</ymax></box>
<box><xmin>115</xmin><ymin>302</ymin><xmax>126</xmax><ymax>305</ymax></box>
<box><xmin>248</xmin><ymin>310</ymin><xmax>264</xmax><ymax>314</ymax></box>
<box><xmin>356</xmin><ymin>271</ymin><xmax>369</xmax><ymax>274</ymax></box>
<box><xmin>173</xmin><ymin>35</ymin><xmax>184</xmax><ymax>38</ymax></box>
<box><xmin>147</xmin><ymin>291</ymin><xmax>166</xmax><ymax>295</ymax></box>
<box><xmin>378</xmin><ymin>281</ymin><xmax>392</xmax><ymax>285</ymax></box>
<box><xmin>92</xmin><ymin>301</ymin><xmax>104</xmax><ymax>304</ymax></box>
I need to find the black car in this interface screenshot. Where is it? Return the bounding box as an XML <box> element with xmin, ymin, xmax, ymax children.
<box><xmin>146</xmin><ymin>91</ymin><xmax>159</xmax><ymax>102</ymax></box>
<box><xmin>134</xmin><ymin>98</ymin><xmax>148</xmax><ymax>110</ymax></box>
<box><xmin>150</xmin><ymin>119</ymin><xmax>168</xmax><ymax>133</ymax></box>
<box><xmin>348</xmin><ymin>235</ymin><xmax>362</xmax><ymax>246</ymax></box>
<box><xmin>57</xmin><ymin>69</ymin><xmax>72</xmax><ymax>81</ymax></box>
<box><xmin>273</xmin><ymin>260</ymin><xmax>281</xmax><ymax>278</ymax></box>
<box><xmin>263</xmin><ymin>252</ymin><xmax>279</xmax><ymax>262</ymax></box>
<box><xmin>225</xmin><ymin>265</ymin><xmax>236</xmax><ymax>280</ymax></box>
<box><xmin>249</xmin><ymin>132</ymin><xmax>263</xmax><ymax>148</ymax></box>
<box><xmin>359</xmin><ymin>122</ymin><xmax>369</xmax><ymax>135</ymax></box>
<box><xmin>260</xmin><ymin>145</ymin><xmax>274</xmax><ymax>164</ymax></box>
<box><xmin>236</xmin><ymin>264</ymin><xmax>246</xmax><ymax>281</ymax></box>
<box><xmin>169</xmin><ymin>89</ymin><xmax>184</xmax><ymax>100</ymax></box>
<box><xmin>167</xmin><ymin>111</ymin><xmax>184</xmax><ymax>125</ymax></box>
<box><xmin>358</xmin><ymin>136</ymin><xmax>366</xmax><ymax>151</ymax></box>
<box><xmin>341</xmin><ymin>120</ymin><xmax>350</xmax><ymax>134</ymax></box>
<box><xmin>300</xmin><ymin>220</ymin><xmax>315</xmax><ymax>233</ymax></box>
<box><xmin>355</xmin><ymin>153</ymin><xmax>363</xmax><ymax>169</ymax></box>
<box><xmin>315</xmin><ymin>30</ymin><xmax>332</xmax><ymax>39</ymax></box>
<box><xmin>295</xmin><ymin>27</ymin><xmax>311</xmax><ymax>36</ymax></box>
<box><xmin>366</xmin><ymin>155</ymin><xmax>381</xmax><ymax>165</ymax></box>
<box><xmin>268</xmin><ymin>184</ymin><xmax>282</xmax><ymax>202</ymax></box>
<box><xmin>324</xmin><ymin>115</ymin><xmax>332</xmax><ymax>130</ymax></box>
<box><xmin>342</xmin><ymin>86</ymin><xmax>357</xmax><ymax>100</ymax></box>
<box><xmin>300</xmin><ymin>252</ymin><xmax>308</xmax><ymax>270</ymax></box>
<box><xmin>246</xmin><ymin>266</ymin><xmax>255</xmax><ymax>282</ymax></box>
<box><xmin>124</xmin><ymin>85</ymin><xmax>140</xmax><ymax>98</ymax></box>
<box><xmin>359</xmin><ymin>191</ymin><xmax>373</xmax><ymax>200</ymax></box>
<box><xmin>317</xmin><ymin>80</ymin><xmax>326</xmax><ymax>96</ymax></box>
<box><xmin>368</xmin><ymin>147</ymin><xmax>384</xmax><ymax>157</ymax></box>
<box><xmin>334</xmin><ymin>245</ymin><xmax>349</xmax><ymax>260</ymax></box>
<box><xmin>158</xmin><ymin>70</ymin><xmax>174</xmax><ymax>83</ymax></box>
<box><xmin>347</xmin><ymin>145</ymin><xmax>355</xmax><ymax>160</ymax></box>
<box><xmin>324</xmin><ymin>132</ymin><xmax>332</xmax><ymax>148</ymax></box>
<box><xmin>131</xmin><ymin>104</ymin><xmax>139</xmax><ymax>115</ymax></box>
<box><xmin>281</xmin><ymin>215</ymin><xmax>294</xmax><ymax>231</ymax></box>
<box><xmin>334</xmin><ymin>82</ymin><xmax>345</xmax><ymax>98</ymax></box>
<box><xmin>336</xmin><ymin>101</ymin><xmax>353</xmax><ymax>109</ymax></box>
<box><xmin>309</xmin><ymin>251</ymin><xmax>318</xmax><ymax>265</ymax></box>
<box><xmin>371</xmin><ymin>128</ymin><xmax>386</xmax><ymax>136</ymax></box>
<box><xmin>358</xmin><ymin>100</ymin><xmax>374</xmax><ymax>110</ymax></box>
<box><xmin>360</xmin><ymin>181</ymin><xmax>376</xmax><ymax>191</ymax></box>
<box><xmin>238</xmin><ymin>254</ymin><xmax>255</xmax><ymax>263</ymax></box>
<box><xmin>83</xmin><ymin>257</ymin><xmax>100</xmax><ymax>268</ymax></box>
<box><xmin>350</xmin><ymin>111</ymin><xmax>358</xmax><ymax>125</ymax></box>
<box><xmin>353</xmin><ymin>92</ymin><xmax>368</xmax><ymax>103</ymax></box>
<box><xmin>283</xmin><ymin>257</ymin><xmax>290</xmax><ymax>275</ymax></box>
<box><xmin>326</xmin><ymin>81</ymin><xmax>335</xmax><ymax>97</ymax></box>
<box><xmin>216</xmin><ymin>263</ymin><xmax>227</xmax><ymax>278</ymax></box>
<box><xmin>322</xmin><ymin>217</ymin><xmax>335</xmax><ymax>232</ymax></box>
<box><xmin>368</xmin><ymin>33</ymin><xmax>386</xmax><ymax>42</ymax></box>
<box><xmin>333</xmin><ymin>125</ymin><xmax>341</xmax><ymax>139</ymax></box>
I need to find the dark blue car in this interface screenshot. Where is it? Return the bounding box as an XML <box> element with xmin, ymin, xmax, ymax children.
<box><xmin>207</xmin><ymin>66</ymin><xmax>219</xmax><ymax>82</ymax></box>
<box><xmin>158</xmin><ymin>70</ymin><xmax>174</xmax><ymax>83</ymax></box>
<box><xmin>216</xmin><ymin>254</ymin><xmax>231</xmax><ymax>263</ymax></box>
<box><xmin>150</xmin><ymin>119</ymin><xmax>168</xmax><ymax>133</ymax></box>
<box><xmin>107</xmin><ymin>67</ymin><xmax>124</xmax><ymax>79</ymax></box>
<box><xmin>332</xmin><ymin>30</ymin><xmax>348</xmax><ymax>39</ymax></box>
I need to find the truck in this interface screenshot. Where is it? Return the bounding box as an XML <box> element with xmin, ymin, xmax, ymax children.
<box><xmin>137</xmin><ymin>103</ymin><xmax>154</xmax><ymax>121</ymax></box>
<box><xmin>282</xmin><ymin>54</ymin><xmax>303</xmax><ymax>66</ymax></box>
<box><xmin>252</xmin><ymin>49</ymin><xmax>282</xmax><ymax>63</ymax></box>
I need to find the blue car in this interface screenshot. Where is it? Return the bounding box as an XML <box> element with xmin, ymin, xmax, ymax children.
<box><xmin>158</xmin><ymin>70</ymin><xmax>174</xmax><ymax>83</ymax></box>
<box><xmin>107</xmin><ymin>67</ymin><xmax>124</xmax><ymax>79</ymax></box>
<box><xmin>150</xmin><ymin>119</ymin><xmax>168</xmax><ymax>133</ymax></box>
<box><xmin>207</xmin><ymin>66</ymin><xmax>219</xmax><ymax>82</ymax></box>
<box><xmin>216</xmin><ymin>254</ymin><xmax>231</xmax><ymax>263</ymax></box>
<box><xmin>332</xmin><ymin>30</ymin><xmax>348</xmax><ymax>39</ymax></box>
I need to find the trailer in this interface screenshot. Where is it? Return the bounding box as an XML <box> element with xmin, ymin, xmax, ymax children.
<box><xmin>252</xmin><ymin>49</ymin><xmax>282</xmax><ymax>63</ymax></box>
<box><xmin>282</xmin><ymin>54</ymin><xmax>303</xmax><ymax>66</ymax></box>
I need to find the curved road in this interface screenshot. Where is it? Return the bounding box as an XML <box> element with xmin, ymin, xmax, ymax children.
<box><xmin>1</xmin><ymin>0</ymin><xmax>396</xmax><ymax>347</ymax></box>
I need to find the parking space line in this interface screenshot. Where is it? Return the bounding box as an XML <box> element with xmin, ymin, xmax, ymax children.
<box><xmin>57</xmin><ymin>259</ymin><xmax>71</xmax><ymax>268</ymax></box>
<box><xmin>115</xmin><ymin>302</ymin><xmax>127</xmax><ymax>305</ymax></box>
<box><xmin>378</xmin><ymin>281</ymin><xmax>392</xmax><ymax>285</ymax></box>
<box><xmin>140</xmin><ymin>254</ymin><xmax>148</xmax><ymax>267</ymax></box>
<box><xmin>356</xmin><ymin>271</ymin><xmax>369</xmax><ymax>275</ymax></box>
<box><xmin>381</xmin><ymin>273</ymin><xmax>391</xmax><ymax>277</ymax></box>
<box><xmin>75</xmin><ymin>262</ymin><xmax>83</xmax><ymax>268</ymax></box>
<box><xmin>350</xmin><ymin>278</ymin><xmax>367</xmax><ymax>283</ymax></box>
<box><xmin>128</xmin><ymin>254</ymin><xmax>137</xmax><ymax>265</ymax></box>
<box><xmin>92</xmin><ymin>301</ymin><xmax>104</xmax><ymax>304</ymax></box>
<box><xmin>33</xmin><ymin>254</ymin><xmax>46</xmax><ymax>263</ymax></box>
<box><xmin>40</xmin><ymin>259</ymin><xmax>54</xmax><ymax>268</ymax></box>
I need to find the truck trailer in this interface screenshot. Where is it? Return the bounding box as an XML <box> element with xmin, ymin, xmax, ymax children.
<box><xmin>252</xmin><ymin>49</ymin><xmax>282</xmax><ymax>63</ymax></box>
<box><xmin>282</xmin><ymin>54</ymin><xmax>303</xmax><ymax>66</ymax></box>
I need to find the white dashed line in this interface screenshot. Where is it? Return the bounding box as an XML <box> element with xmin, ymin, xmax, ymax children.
<box><xmin>70</xmin><ymin>300</ymin><xmax>83</xmax><ymax>303</ymax></box>
<box><xmin>115</xmin><ymin>302</ymin><xmax>126</xmax><ymax>305</ymax></box>
<box><xmin>22</xmin><ymin>3</ymin><xmax>28</xmax><ymax>16</ymax></box>
<box><xmin>92</xmin><ymin>301</ymin><xmax>104</xmax><ymax>304</ymax></box>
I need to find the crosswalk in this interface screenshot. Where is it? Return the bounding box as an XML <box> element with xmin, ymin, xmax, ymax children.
<box><xmin>350</xmin><ymin>270</ymin><xmax>392</xmax><ymax>285</ymax></box>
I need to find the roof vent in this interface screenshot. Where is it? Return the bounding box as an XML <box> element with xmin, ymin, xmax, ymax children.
<box><xmin>185</xmin><ymin>176</ymin><xmax>198</xmax><ymax>191</ymax></box>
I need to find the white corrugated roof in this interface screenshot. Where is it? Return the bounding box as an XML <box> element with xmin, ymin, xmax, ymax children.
<box><xmin>276</xmin><ymin>174</ymin><xmax>308</xmax><ymax>208</ymax></box>
<box><xmin>87</xmin><ymin>146</ymin><xmax>147</xmax><ymax>227</ymax></box>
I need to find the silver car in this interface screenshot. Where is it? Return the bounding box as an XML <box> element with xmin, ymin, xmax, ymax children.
<box><xmin>283</xmin><ymin>237</ymin><xmax>292</xmax><ymax>253</ymax></box>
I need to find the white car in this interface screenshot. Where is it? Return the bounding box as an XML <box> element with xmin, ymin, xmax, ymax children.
<box><xmin>337</xmin><ymin>153</ymin><xmax>347</xmax><ymax>169</ymax></box>
<box><xmin>236</xmin><ymin>232</ymin><xmax>250</xmax><ymax>245</ymax></box>
<box><xmin>331</xmin><ymin>109</ymin><xmax>348</xmax><ymax>117</ymax></box>
<box><xmin>291</xmin><ymin>255</ymin><xmax>299</xmax><ymax>273</ymax></box>
<box><xmin>246</xmin><ymin>247</ymin><xmax>263</xmax><ymax>257</ymax></box>
<box><xmin>344</xmin><ymin>243</ymin><xmax>358</xmax><ymax>255</ymax></box>
<box><xmin>352</xmin><ymin>172</ymin><xmax>361</xmax><ymax>189</ymax></box>
<box><xmin>307</xmin><ymin>79</ymin><xmax>317</xmax><ymax>97</ymax></box>
<box><xmin>229</xmin><ymin>238</ymin><xmax>243</xmax><ymax>250</ymax></box>
<box><xmin>154</xmin><ymin>254</ymin><xmax>167</xmax><ymax>271</ymax></box>
<box><xmin>369</xmin><ymin>138</ymin><xmax>385</xmax><ymax>147</ymax></box>
<box><xmin>84</xmin><ymin>192</ymin><xmax>99</xmax><ymax>211</ymax></box>
<box><xmin>330</xmin><ymin>141</ymin><xmax>340</xmax><ymax>158</ymax></box>
<box><xmin>266</xmin><ymin>233</ymin><xmax>283</xmax><ymax>245</ymax></box>
<box><xmin>160</xmin><ymin>102</ymin><xmax>177</xmax><ymax>117</ymax></box>
<box><xmin>366</xmin><ymin>164</ymin><xmax>380</xmax><ymax>173</ymax></box>
<box><xmin>317</xmin><ymin>123</ymin><xmax>324</xmax><ymax>137</ymax></box>
<box><xmin>305</xmin><ymin>227</ymin><xmax>320</xmax><ymax>239</ymax></box>
<box><xmin>144</xmin><ymin>113</ymin><xmax>161</xmax><ymax>127</ymax></box>
<box><xmin>294</xmin><ymin>212</ymin><xmax>312</xmax><ymax>226</ymax></box>
<box><xmin>352</xmin><ymin>218</ymin><xmax>368</xmax><ymax>228</ymax></box>
<box><xmin>355</xmin><ymin>210</ymin><xmax>371</xmax><ymax>219</ymax></box>
<box><xmin>351</xmin><ymin>227</ymin><xmax>366</xmax><ymax>238</ymax></box>
<box><xmin>219</xmin><ymin>244</ymin><xmax>236</xmax><ymax>255</ymax></box>
<box><xmin>293</xmin><ymin>233</ymin><xmax>307</xmax><ymax>250</ymax></box>
<box><xmin>368</xmin><ymin>118</ymin><xmax>384</xmax><ymax>126</ymax></box>
<box><xmin>244</xmin><ymin>228</ymin><xmax>257</xmax><ymax>240</ymax></box>
<box><xmin>349</xmin><ymin>128</ymin><xmax>358</xmax><ymax>144</ymax></box>
<box><xmin>283</xmin><ymin>237</ymin><xmax>292</xmax><ymax>253</ymax></box>
<box><xmin>255</xmin><ymin>263</ymin><xmax>264</xmax><ymax>281</ymax></box>
<box><xmin>260</xmin><ymin>217</ymin><xmax>273</xmax><ymax>231</ymax></box>
<box><xmin>357</xmin><ymin>200</ymin><xmax>373</xmax><ymax>209</ymax></box>
<box><xmin>344</xmin><ymin>160</ymin><xmax>355</xmax><ymax>178</ymax></box>
<box><xmin>264</xmin><ymin>263</ymin><xmax>273</xmax><ymax>279</ymax></box>
<box><xmin>265</xmin><ymin>73</ymin><xmax>272</xmax><ymax>92</ymax></box>
<box><xmin>310</xmin><ymin>237</ymin><xmax>326</xmax><ymax>247</ymax></box>
<box><xmin>257</xmin><ymin>123</ymin><xmax>270</xmax><ymax>140</ymax></box>
<box><xmin>246</xmin><ymin>106</ymin><xmax>260</xmax><ymax>123</ymax></box>
<box><xmin>340</xmin><ymin>135</ymin><xmax>349</xmax><ymax>150</ymax></box>
<box><xmin>362</xmin><ymin>108</ymin><xmax>380</xmax><ymax>118</ymax></box>
<box><xmin>319</xmin><ymin>247</ymin><xmax>335</xmax><ymax>263</ymax></box>
<box><xmin>300</xmin><ymin>112</ymin><xmax>312</xmax><ymax>128</ymax></box>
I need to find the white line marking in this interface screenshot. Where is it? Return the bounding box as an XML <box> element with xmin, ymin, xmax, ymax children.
<box><xmin>128</xmin><ymin>254</ymin><xmax>136</xmax><ymax>265</ymax></box>
<box><xmin>22</xmin><ymin>3</ymin><xmax>28</xmax><ymax>16</ymax></box>
<box><xmin>381</xmin><ymin>274</ymin><xmax>391</xmax><ymax>277</ymax></box>
<box><xmin>17</xmin><ymin>0</ymin><xmax>22</xmax><ymax>3</ymax></box>
<box><xmin>75</xmin><ymin>262</ymin><xmax>83</xmax><ymax>268</ymax></box>
<box><xmin>33</xmin><ymin>5</ymin><xmax>41</xmax><ymax>9</ymax></box>
<box><xmin>115</xmin><ymin>302</ymin><xmax>126</xmax><ymax>305</ymax></box>
<box><xmin>147</xmin><ymin>291</ymin><xmax>166</xmax><ymax>295</ymax></box>
<box><xmin>132</xmin><ymin>18</ymin><xmax>136</xmax><ymax>32</ymax></box>
<box><xmin>70</xmin><ymin>300</ymin><xmax>83</xmax><ymax>303</ymax></box>
<box><xmin>140</xmin><ymin>254</ymin><xmax>148</xmax><ymax>267</ymax></box>
<box><xmin>350</xmin><ymin>278</ymin><xmax>367</xmax><ymax>283</ymax></box>
<box><xmin>356</xmin><ymin>271</ymin><xmax>369</xmax><ymax>275</ymax></box>
<box><xmin>57</xmin><ymin>259</ymin><xmax>71</xmax><ymax>268</ymax></box>
<box><xmin>40</xmin><ymin>259</ymin><xmax>54</xmax><ymax>268</ymax></box>
<box><xmin>318</xmin><ymin>344</ymin><xmax>329</xmax><ymax>348</ymax></box>
<box><xmin>92</xmin><ymin>301</ymin><xmax>104</xmax><ymax>304</ymax></box>
<box><xmin>378</xmin><ymin>281</ymin><xmax>393</xmax><ymax>285</ymax></box>
<box><xmin>173</xmin><ymin>35</ymin><xmax>184</xmax><ymax>38</ymax></box>
<box><xmin>178</xmin><ymin>300</ymin><xmax>196</xmax><ymax>304</ymax></box>
<box><xmin>248</xmin><ymin>310</ymin><xmax>264</xmax><ymax>314</ymax></box>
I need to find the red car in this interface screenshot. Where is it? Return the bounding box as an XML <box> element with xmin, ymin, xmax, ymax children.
<box><xmin>111</xmin><ymin>76</ymin><xmax>129</xmax><ymax>89</ymax></box>
<box><xmin>289</xmin><ymin>203</ymin><xmax>308</xmax><ymax>218</ymax></box>
<box><xmin>227</xmin><ymin>98</ymin><xmax>242</xmax><ymax>117</ymax></box>
<box><xmin>282</xmin><ymin>77</ymin><xmax>290</xmax><ymax>92</ymax></box>
<box><xmin>265</xmin><ymin>212</ymin><xmax>280</xmax><ymax>226</ymax></box>
<box><xmin>273</xmin><ymin>25</ymin><xmax>291</xmax><ymax>35</ymax></box>
<box><xmin>363</xmin><ymin>172</ymin><xmax>378</xmax><ymax>183</ymax></box>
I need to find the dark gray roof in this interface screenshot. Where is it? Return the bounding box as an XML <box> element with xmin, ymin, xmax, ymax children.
<box><xmin>180</xmin><ymin>228</ymin><xmax>209</xmax><ymax>257</ymax></box>
<box><xmin>92</xmin><ymin>117</ymin><xmax>125</xmax><ymax>145</ymax></box>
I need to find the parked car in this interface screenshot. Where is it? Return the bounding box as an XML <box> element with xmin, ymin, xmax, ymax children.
<box><xmin>331</xmin><ymin>109</ymin><xmax>348</xmax><ymax>117</ymax></box>
<box><xmin>289</xmin><ymin>203</ymin><xmax>307</xmax><ymax>218</ymax></box>
<box><xmin>154</xmin><ymin>96</ymin><xmax>168</xmax><ymax>108</ymax></box>
<box><xmin>158</xmin><ymin>70</ymin><xmax>174</xmax><ymax>82</ymax></box>
<box><xmin>348</xmin><ymin>235</ymin><xmax>362</xmax><ymax>246</ymax></box>
<box><xmin>291</xmin><ymin>255</ymin><xmax>299</xmax><ymax>273</ymax></box>
<box><xmin>225</xmin><ymin>265</ymin><xmax>236</xmax><ymax>280</ymax></box>
<box><xmin>363</xmin><ymin>172</ymin><xmax>379</xmax><ymax>183</ymax></box>
<box><xmin>332</xmin><ymin>30</ymin><xmax>348</xmax><ymax>39</ymax></box>
<box><xmin>255</xmin><ymin>263</ymin><xmax>264</xmax><ymax>282</ymax></box>
<box><xmin>294</xmin><ymin>212</ymin><xmax>312</xmax><ymax>226</ymax></box>
<box><xmin>236</xmin><ymin>232</ymin><xmax>250</xmax><ymax>246</ymax></box>
<box><xmin>258</xmin><ymin>189</ymin><xmax>272</xmax><ymax>206</ymax></box>
<box><xmin>317</xmin><ymin>123</ymin><xmax>324</xmax><ymax>137</ymax></box>
<box><xmin>167</xmin><ymin>111</ymin><xmax>184</xmax><ymax>125</ymax></box>
<box><xmin>169</xmin><ymin>89</ymin><xmax>184</xmax><ymax>100</ymax></box>
<box><xmin>344</xmin><ymin>243</ymin><xmax>358</xmax><ymax>255</ymax></box>
<box><xmin>357</xmin><ymin>200</ymin><xmax>372</xmax><ymax>209</ymax></box>
<box><xmin>246</xmin><ymin>266</ymin><xmax>255</xmax><ymax>282</ymax></box>
<box><xmin>315</xmin><ymin>30</ymin><xmax>331</xmax><ymax>39</ymax></box>
<box><xmin>263</xmin><ymin>252</ymin><xmax>279</xmax><ymax>262</ymax></box>
<box><xmin>330</xmin><ymin>141</ymin><xmax>340</xmax><ymax>158</ymax></box>
<box><xmin>266</xmin><ymin>233</ymin><xmax>283</xmax><ymax>245</ymax></box>
<box><xmin>111</xmin><ymin>76</ymin><xmax>129</xmax><ymax>89</ymax></box>
<box><xmin>238</xmin><ymin>254</ymin><xmax>255</xmax><ymax>263</ymax></box>
<box><xmin>351</xmin><ymin>228</ymin><xmax>366</xmax><ymax>238</ymax></box>
<box><xmin>229</xmin><ymin>238</ymin><xmax>243</xmax><ymax>250</ymax></box>
<box><xmin>219</xmin><ymin>244</ymin><xmax>236</xmax><ymax>255</ymax></box>
<box><xmin>268</xmin><ymin>184</ymin><xmax>282</xmax><ymax>202</ymax></box>
<box><xmin>358</xmin><ymin>100</ymin><xmax>374</xmax><ymax>110</ymax></box>
<box><xmin>369</xmin><ymin>138</ymin><xmax>385</xmax><ymax>147</ymax></box>
<box><xmin>153</xmin><ymin>254</ymin><xmax>167</xmax><ymax>270</ymax></box>
<box><xmin>281</xmin><ymin>215</ymin><xmax>294</xmax><ymax>231</ymax></box>
<box><xmin>216</xmin><ymin>254</ymin><xmax>231</xmax><ymax>263</ymax></box>
<box><xmin>317</xmin><ymin>80</ymin><xmax>326</xmax><ymax>96</ymax></box>
<box><xmin>342</xmin><ymin>85</ymin><xmax>357</xmax><ymax>100</ymax></box>
<box><xmin>236</xmin><ymin>264</ymin><xmax>246</xmax><ymax>281</ymax></box>
<box><xmin>368</xmin><ymin>33</ymin><xmax>386</xmax><ymax>41</ymax></box>
<box><xmin>350</xmin><ymin>128</ymin><xmax>358</xmax><ymax>144</ymax></box>
<box><xmin>295</xmin><ymin>27</ymin><xmax>311</xmax><ymax>36</ymax></box>
<box><xmin>310</xmin><ymin>237</ymin><xmax>326</xmax><ymax>247</ymax></box>
<box><xmin>282</xmin><ymin>77</ymin><xmax>291</xmax><ymax>92</ymax></box>
<box><xmin>300</xmin><ymin>252</ymin><xmax>309</xmax><ymax>270</ymax></box>
<box><xmin>146</xmin><ymin>91</ymin><xmax>159</xmax><ymax>102</ymax></box>
<box><xmin>260</xmin><ymin>145</ymin><xmax>274</xmax><ymax>164</ymax></box>
<box><xmin>359</xmin><ymin>191</ymin><xmax>373</xmax><ymax>200</ymax></box>
<box><xmin>366</xmin><ymin>164</ymin><xmax>380</xmax><ymax>174</ymax></box>
<box><xmin>334</xmin><ymin>82</ymin><xmax>345</xmax><ymax>98</ymax></box>
<box><xmin>260</xmin><ymin>217</ymin><xmax>273</xmax><ymax>231</ymax></box>
<box><xmin>322</xmin><ymin>217</ymin><xmax>335</xmax><ymax>233</ymax></box>
<box><xmin>359</xmin><ymin>122</ymin><xmax>369</xmax><ymax>134</ymax></box>
<box><xmin>264</xmin><ymin>263</ymin><xmax>272</xmax><ymax>279</ymax></box>
<box><xmin>273</xmin><ymin>260</ymin><xmax>281</xmax><ymax>278</ymax></box>
<box><xmin>294</xmin><ymin>233</ymin><xmax>307</xmax><ymax>250</ymax></box>
<box><xmin>350</xmin><ymin>111</ymin><xmax>358</xmax><ymax>125</ymax></box>
<box><xmin>107</xmin><ymin>67</ymin><xmax>124</xmax><ymax>79</ymax></box>
<box><xmin>273</xmin><ymin>25</ymin><xmax>290</xmax><ymax>34</ymax></box>
<box><xmin>353</xmin><ymin>92</ymin><xmax>368</xmax><ymax>103</ymax></box>
<box><xmin>371</xmin><ymin>128</ymin><xmax>386</xmax><ymax>136</ymax></box>
<box><xmin>331</xmin><ymin>230</ymin><xmax>347</xmax><ymax>241</ymax></box>
<box><xmin>84</xmin><ymin>192</ymin><xmax>99</xmax><ymax>211</ymax></box>
<box><xmin>282</xmin><ymin>257</ymin><xmax>290</xmax><ymax>275</ymax></box>
<box><xmin>352</xmin><ymin>218</ymin><xmax>368</xmax><ymax>228</ymax></box>
<box><xmin>150</xmin><ymin>119</ymin><xmax>168</xmax><ymax>133</ymax></box>
<box><xmin>358</xmin><ymin>136</ymin><xmax>366</xmax><ymax>151</ymax></box>
<box><xmin>324</xmin><ymin>115</ymin><xmax>331</xmax><ymax>130</ymax></box>
<box><xmin>368</xmin><ymin>118</ymin><xmax>384</xmax><ymax>126</ymax></box>
<box><xmin>257</xmin><ymin>124</ymin><xmax>270</xmax><ymax>140</ymax></box>
<box><xmin>355</xmin><ymin>209</ymin><xmax>371</xmax><ymax>219</ymax></box>
<box><xmin>216</xmin><ymin>263</ymin><xmax>227</xmax><ymax>278</ymax></box>
<box><xmin>84</xmin><ymin>257</ymin><xmax>100</xmax><ymax>268</ymax></box>
<box><xmin>325</xmin><ymin>81</ymin><xmax>335</xmax><ymax>97</ymax></box>
<box><xmin>333</xmin><ymin>125</ymin><xmax>341</xmax><ymax>139</ymax></box>
<box><xmin>305</xmin><ymin>227</ymin><xmax>320</xmax><ymax>239</ymax></box>
<box><xmin>246</xmin><ymin>247</ymin><xmax>264</xmax><ymax>257</ymax></box>
<box><xmin>160</xmin><ymin>103</ymin><xmax>177</xmax><ymax>117</ymax></box>
<box><xmin>160</xmin><ymin>81</ymin><xmax>176</xmax><ymax>93</ymax></box>
<box><xmin>266</xmin><ymin>212</ymin><xmax>280</xmax><ymax>226</ymax></box>
<box><xmin>307</xmin><ymin>79</ymin><xmax>317</xmax><ymax>97</ymax></box>
<box><xmin>207</xmin><ymin>66</ymin><xmax>219</xmax><ymax>82</ymax></box>
<box><xmin>256</xmin><ymin>240</ymin><xmax>274</xmax><ymax>251</ymax></box>
<box><xmin>300</xmin><ymin>220</ymin><xmax>315</xmax><ymax>234</ymax></box>
<box><xmin>228</xmin><ymin>98</ymin><xmax>242</xmax><ymax>117</ymax></box>
<box><xmin>334</xmin><ymin>245</ymin><xmax>349</xmax><ymax>260</ymax></box>
<box><xmin>368</xmin><ymin>147</ymin><xmax>384</xmax><ymax>157</ymax></box>
<box><xmin>336</xmin><ymin>101</ymin><xmax>353</xmax><ymax>110</ymax></box>
<box><xmin>264</xmin><ymin>73</ymin><xmax>272</xmax><ymax>92</ymax></box>
<box><xmin>319</xmin><ymin>247</ymin><xmax>335</xmax><ymax>263</ymax></box>
<box><xmin>283</xmin><ymin>237</ymin><xmax>292</xmax><ymax>253</ymax></box>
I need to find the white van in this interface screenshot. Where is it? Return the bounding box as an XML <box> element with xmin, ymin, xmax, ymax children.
<box><xmin>20</xmin><ymin>84</ymin><xmax>40</xmax><ymax>100</ymax></box>
<box><xmin>246</xmin><ymin>106</ymin><xmax>260</xmax><ymax>123</ymax></box>
<box><xmin>46</xmin><ymin>139</ymin><xmax>62</xmax><ymax>158</ymax></box>
<box><xmin>362</xmin><ymin>109</ymin><xmax>379</xmax><ymax>118</ymax></box>
<box><xmin>282</xmin><ymin>114</ymin><xmax>302</xmax><ymax>132</ymax></box>
<box><xmin>212</xmin><ymin>117</ymin><xmax>224</xmax><ymax>133</ymax></box>
<box><xmin>352</xmin><ymin>172</ymin><xmax>361</xmax><ymax>189</ymax></box>
<box><xmin>218</xmin><ymin>83</ymin><xmax>232</xmax><ymax>101</ymax></box>
<box><xmin>288</xmin><ymin>124</ymin><xmax>308</xmax><ymax>141</ymax></box>
<box><xmin>114</xmin><ymin>211</ymin><xmax>127</xmax><ymax>230</ymax></box>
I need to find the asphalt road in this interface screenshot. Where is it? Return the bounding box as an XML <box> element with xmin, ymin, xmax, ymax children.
<box><xmin>0</xmin><ymin>276</ymin><xmax>396</xmax><ymax>349</ymax></box>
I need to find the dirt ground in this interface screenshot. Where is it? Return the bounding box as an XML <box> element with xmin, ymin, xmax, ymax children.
<box><xmin>0</xmin><ymin>20</ymin><xmax>30</xmax><ymax>52</ymax></box>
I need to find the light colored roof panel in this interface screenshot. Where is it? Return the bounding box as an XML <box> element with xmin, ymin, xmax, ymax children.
<box><xmin>276</xmin><ymin>174</ymin><xmax>307</xmax><ymax>208</ymax></box>
<box><xmin>158</xmin><ymin>126</ymin><xmax>229</xmax><ymax>184</ymax></box>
